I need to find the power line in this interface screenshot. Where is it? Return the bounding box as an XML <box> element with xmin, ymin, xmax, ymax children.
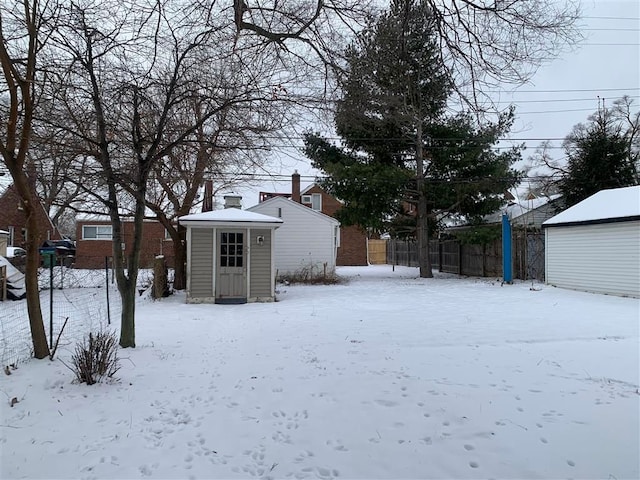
<box><xmin>582</xmin><ymin>28</ymin><xmax>640</xmax><ymax>31</ymax></box>
<box><xmin>516</xmin><ymin>107</ymin><xmax>597</xmax><ymax>114</ymax></box>
<box><xmin>489</xmin><ymin>87</ymin><xmax>639</xmax><ymax>94</ymax></box>
<box><xmin>583</xmin><ymin>16</ymin><xmax>640</xmax><ymax>21</ymax></box>
<box><xmin>493</xmin><ymin>95</ymin><xmax>640</xmax><ymax>104</ymax></box>
<box><xmin>582</xmin><ymin>43</ymin><xmax>640</xmax><ymax>46</ymax></box>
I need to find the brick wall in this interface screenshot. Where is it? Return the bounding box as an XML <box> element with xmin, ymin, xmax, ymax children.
<box><xmin>337</xmin><ymin>224</ymin><xmax>368</xmax><ymax>266</ymax></box>
<box><xmin>76</xmin><ymin>219</ymin><xmax>175</xmax><ymax>269</ymax></box>
<box><xmin>0</xmin><ymin>185</ymin><xmax>60</xmax><ymax>246</ymax></box>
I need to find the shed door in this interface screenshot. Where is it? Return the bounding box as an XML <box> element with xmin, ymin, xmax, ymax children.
<box><xmin>216</xmin><ymin>230</ymin><xmax>247</xmax><ymax>303</ymax></box>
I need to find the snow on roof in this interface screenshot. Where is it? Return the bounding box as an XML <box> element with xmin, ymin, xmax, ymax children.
<box><xmin>247</xmin><ymin>196</ymin><xmax>339</xmax><ymax>225</ymax></box>
<box><xmin>483</xmin><ymin>194</ymin><xmax>561</xmax><ymax>224</ymax></box>
<box><xmin>179</xmin><ymin>208</ymin><xmax>283</xmax><ymax>224</ymax></box>
<box><xmin>544</xmin><ymin>186</ymin><xmax>640</xmax><ymax>226</ymax></box>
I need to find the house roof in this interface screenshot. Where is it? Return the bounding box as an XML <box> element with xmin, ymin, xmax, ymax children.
<box><xmin>179</xmin><ymin>208</ymin><xmax>283</xmax><ymax>226</ymax></box>
<box><xmin>543</xmin><ymin>185</ymin><xmax>640</xmax><ymax>227</ymax></box>
<box><xmin>247</xmin><ymin>195</ymin><xmax>340</xmax><ymax>226</ymax></box>
<box><xmin>483</xmin><ymin>194</ymin><xmax>561</xmax><ymax>224</ymax></box>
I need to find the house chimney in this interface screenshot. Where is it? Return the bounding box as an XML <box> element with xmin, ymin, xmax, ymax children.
<box><xmin>223</xmin><ymin>195</ymin><xmax>242</xmax><ymax>209</ymax></box>
<box><xmin>292</xmin><ymin>170</ymin><xmax>301</xmax><ymax>203</ymax></box>
<box><xmin>202</xmin><ymin>179</ymin><xmax>213</xmax><ymax>212</ymax></box>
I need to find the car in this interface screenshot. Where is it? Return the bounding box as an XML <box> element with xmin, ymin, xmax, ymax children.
<box><xmin>40</xmin><ymin>239</ymin><xmax>76</xmax><ymax>257</ymax></box>
<box><xmin>5</xmin><ymin>246</ymin><xmax>27</xmax><ymax>258</ymax></box>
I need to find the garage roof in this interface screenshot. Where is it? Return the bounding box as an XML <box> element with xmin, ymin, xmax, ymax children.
<box><xmin>543</xmin><ymin>185</ymin><xmax>640</xmax><ymax>227</ymax></box>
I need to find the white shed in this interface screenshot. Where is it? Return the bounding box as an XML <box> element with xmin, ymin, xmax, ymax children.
<box><xmin>543</xmin><ymin>186</ymin><xmax>640</xmax><ymax>298</ymax></box>
<box><xmin>247</xmin><ymin>196</ymin><xmax>340</xmax><ymax>278</ymax></box>
<box><xmin>179</xmin><ymin>208</ymin><xmax>282</xmax><ymax>304</ymax></box>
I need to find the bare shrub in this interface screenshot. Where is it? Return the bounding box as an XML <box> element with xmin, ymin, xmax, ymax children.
<box><xmin>70</xmin><ymin>331</ymin><xmax>120</xmax><ymax>385</ymax></box>
<box><xmin>278</xmin><ymin>262</ymin><xmax>343</xmax><ymax>285</ymax></box>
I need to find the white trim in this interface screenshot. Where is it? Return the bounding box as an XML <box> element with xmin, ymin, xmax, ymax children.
<box><xmin>271</xmin><ymin>228</ymin><xmax>276</xmax><ymax>299</ymax></box>
<box><xmin>186</xmin><ymin>227</ymin><xmax>192</xmax><ymax>297</ymax></box>
<box><xmin>247</xmin><ymin>228</ymin><xmax>252</xmax><ymax>300</ymax></box>
<box><xmin>180</xmin><ymin>220</ymin><xmax>281</xmax><ymax>229</ymax></box>
<box><xmin>212</xmin><ymin>227</ymin><xmax>217</xmax><ymax>298</ymax></box>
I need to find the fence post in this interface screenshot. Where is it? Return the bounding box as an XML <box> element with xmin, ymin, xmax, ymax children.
<box><xmin>502</xmin><ymin>213</ymin><xmax>513</xmax><ymax>283</ymax></box>
<box><xmin>49</xmin><ymin>258</ymin><xmax>53</xmax><ymax>349</ymax></box>
<box><xmin>105</xmin><ymin>256</ymin><xmax>111</xmax><ymax>325</ymax></box>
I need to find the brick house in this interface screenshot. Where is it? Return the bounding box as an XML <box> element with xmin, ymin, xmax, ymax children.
<box><xmin>259</xmin><ymin>173</ymin><xmax>368</xmax><ymax>266</ymax></box>
<box><xmin>75</xmin><ymin>216</ymin><xmax>175</xmax><ymax>269</ymax></box>
<box><xmin>0</xmin><ymin>183</ymin><xmax>61</xmax><ymax>247</ymax></box>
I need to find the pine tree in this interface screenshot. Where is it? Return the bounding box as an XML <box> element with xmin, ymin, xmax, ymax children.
<box><xmin>304</xmin><ymin>0</ymin><xmax>520</xmax><ymax>277</ymax></box>
<box><xmin>561</xmin><ymin>105</ymin><xmax>638</xmax><ymax>207</ymax></box>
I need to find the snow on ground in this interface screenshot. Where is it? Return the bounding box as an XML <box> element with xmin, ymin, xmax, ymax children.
<box><xmin>1</xmin><ymin>265</ymin><xmax>638</xmax><ymax>480</ymax></box>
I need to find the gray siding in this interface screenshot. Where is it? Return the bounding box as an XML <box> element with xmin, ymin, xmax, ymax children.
<box><xmin>249</xmin><ymin>229</ymin><xmax>272</xmax><ymax>299</ymax></box>
<box><xmin>190</xmin><ymin>228</ymin><xmax>214</xmax><ymax>298</ymax></box>
<box><xmin>546</xmin><ymin>220</ymin><xmax>640</xmax><ymax>297</ymax></box>
<box><xmin>513</xmin><ymin>203</ymin><xmax>558</xmax><ymax>230</ymax></box>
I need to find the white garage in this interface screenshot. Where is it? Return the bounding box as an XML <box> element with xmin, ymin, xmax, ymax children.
<box><xmin>543</xmin><ymin>186</ymin><xmax>640</xmax><ymax>298</ymax></box>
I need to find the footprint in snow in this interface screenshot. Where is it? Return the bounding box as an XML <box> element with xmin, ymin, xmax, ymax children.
<box><xmin>374</xmin><ymin>399</ymin><xmax>398</xmax><ymax>407</ymax></box>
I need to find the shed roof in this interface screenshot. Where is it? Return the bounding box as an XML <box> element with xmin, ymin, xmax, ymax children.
<box><xmin>543</xmin><ymin>185</ymin><xmax>640</xmax><ymax>226</ymax></box>
<box><xmin>179</xmin><ymin>208</ymin><xmax>283</xmax><ymax>225</ymax></box>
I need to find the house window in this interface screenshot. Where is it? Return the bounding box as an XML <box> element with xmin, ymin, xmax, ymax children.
<box><xmin>310</xmin><ymin>193</ymin><xmax>322</xmax><ymax>211</ymax></box>
<box><xmin>82</xmin><ymin>225</ymin><xmax>113</xmax><ymax>240</ymax></box>
<box><xmin>8</xmin><ymin>226</ymin><xmax>14</xmax><ymax>245</ymax></box>
<box><xmin>302</xmin><ymin>193</ymin><xmax>322</xmax><ymax>211</ymax></box>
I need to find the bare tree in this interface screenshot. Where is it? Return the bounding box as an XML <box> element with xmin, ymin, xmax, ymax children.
<box><xmin>145</xmin><ymin>91</ymin><xmax>287</xmax><ymax>290</ymax></box>
<box><xmin>425</xmin><ymin>0</ymin><xmax>582</xmax><ymax>109</ymax></box>
<box><xmin>0</xmin><ymin>0</ymin><xmax>54</xmax><ymax>359</ymax></box>
<box><xmin>233</xmin><ymin>0</ymin><xmax>582</xmax><ymax>110</ymax></box>
<box><xmin>28</xmin><ymin>128</ymin><xmax>95</xmax><ymax>236</ymax></box>
<box><xmin>38</xmin><ymin>0</ymin><xmax>322</xmax><ymax>347</ymax></box>
<box><xmin>526</xmin><ymin>96</ymin><xmax>640</xmax><ymax>199</ymax></box>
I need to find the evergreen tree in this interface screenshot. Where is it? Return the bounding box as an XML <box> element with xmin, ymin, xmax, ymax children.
<box><xmin>304</xmin><ymin>0</ymin><xmax>520</xmax><ymax>277</ymax></box>
<box><xmin>560</xmin><ymin>104</ymin><xmax>639</xmax><ymax>207</ymax></box>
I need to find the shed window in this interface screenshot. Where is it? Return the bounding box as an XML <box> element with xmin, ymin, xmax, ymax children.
<box><xmin>220</xmin><ymin>232</ymin><xmax>243</xmax><ymax>267</ymax></box>
<box><xmin>83</xmin><ymin>225</ymin><xmax>113</xmax><ymax>240</ymax></box>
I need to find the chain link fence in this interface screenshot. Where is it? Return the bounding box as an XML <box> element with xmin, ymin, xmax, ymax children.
<box><xmin>0</xmin><ymin>261</ymin><xmax>157</xmax><ymax>367</ymax></box>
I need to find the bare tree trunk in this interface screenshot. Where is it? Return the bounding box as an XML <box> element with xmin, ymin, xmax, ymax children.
<box><xmin>21</xmin><ymin>187</ymin><xmax>49</xmax><ymax>358</ymax></box>
<box><xmin>118</xmin><ymin>277</ymin><xmax>136</xmax><ymax>348</ymax></box>
<box><xmin>0</xmin><ymin>0</ymin><xmax>51</xmax><ymax>359</ymax></box>
<box><xmin>415</xmin><ymin>122</ymin><xmax>432</xmax><ymax>278</ymax></box>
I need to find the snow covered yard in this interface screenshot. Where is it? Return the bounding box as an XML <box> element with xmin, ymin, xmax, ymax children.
<box><xmin>1</xmin><ymin>265</ymin><xmax>638</xmax><ymax>480</ymax></box>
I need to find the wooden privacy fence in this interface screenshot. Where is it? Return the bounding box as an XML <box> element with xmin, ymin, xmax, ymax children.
<box><xmin>367</xmin><ymin>239</ymin><xmax>387</xmax><ymax>264</ymax></box>
<box><xmin>386</xmin><ymin>231</ymin><xmax>545</xmax><ymax>281</ymax></box>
